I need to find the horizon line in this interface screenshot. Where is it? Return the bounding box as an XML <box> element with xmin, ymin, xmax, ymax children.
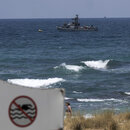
<box><xmin>0</xmin><ymin>16</ymin><xmax>130</xmax><ymax>20</ymax></box>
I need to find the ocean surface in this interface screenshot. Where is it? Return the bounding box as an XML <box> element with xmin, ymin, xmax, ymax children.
<box><xmin>0</xmin><ymin>18</ymin><xmax>130</xmax><ymax>115</ymax></box>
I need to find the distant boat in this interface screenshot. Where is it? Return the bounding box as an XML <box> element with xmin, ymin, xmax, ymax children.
<box><xmin>57</xmin><ymin>15</ymin><xmax>98</xmax><ymax>31</ymax></box>
<box><xmin>38</xmin><ymin>29</ymin><xmax>43</xmax><ymax>32</ymax></box>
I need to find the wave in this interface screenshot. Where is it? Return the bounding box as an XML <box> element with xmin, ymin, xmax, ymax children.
<box><xmin>8</xmin><ymin>78</ymin><xmax>65</xmax><ymax>88</ymax></box>
<box><xmin>73</xmin><ymin>91</ymin><xmax>83</xmax><ymax>94</ymax></box>
<box><xmin>54</xmin><ymin>63</ymin><xmax>84</xmax><ymax>72</ymax></box>
<box><xmin>125</xmin><ymin>92</ymin><xmax>130</xmax><ymax>95</ymax></box>
<box><xmin>81</xmin><ymin>59</ymin><xmax>130</xmax><ymax>74</ymax></box>
<box><xmin>65</xmin><ymin>97</ymin><xmax>73</xmax><ymax>100</ymax></box>
<box><xmin>81</xmin><ymin>60</ymin><xmax>110</xmax><ymax>69</ymax></box>
<box><xmin>53</xmin><ymin>60</ymin><xmax>130</xmax><ymax>74</ymax></box>
<box><xmin>77</xmin><ymin>98</ymin><xmax>126</xmax><ymax>103</ymax></box>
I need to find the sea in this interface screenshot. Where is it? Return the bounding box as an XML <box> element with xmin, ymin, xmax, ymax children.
<box><xmin>0</xmin><ymin>18</ymin><xmax>130</xmax><ymax>116</ymax></box>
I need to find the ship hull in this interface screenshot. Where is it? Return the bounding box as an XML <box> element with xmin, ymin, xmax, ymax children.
<box><xmin>57</xmin><ymin>27</ymin><xmax>98</xmax><ymax>31</ymax></box>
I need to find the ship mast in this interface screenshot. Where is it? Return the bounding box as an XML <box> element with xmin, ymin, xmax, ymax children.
<box><xmin>72</xmin><ymin>14</ymin><xmax>79</xmax><ymax>29</ymax></box>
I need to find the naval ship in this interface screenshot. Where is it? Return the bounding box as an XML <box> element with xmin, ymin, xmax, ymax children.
<box><xmin>57</xmin><ymin>15</ymin><xmax>98</xmax><ymax>31</ymax></box>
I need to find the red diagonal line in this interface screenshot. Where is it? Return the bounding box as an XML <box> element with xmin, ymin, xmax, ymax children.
<box><xmin>13</xmin><ymin>101</ymin><xmax>33</xmax><ymax>122</ymax></box>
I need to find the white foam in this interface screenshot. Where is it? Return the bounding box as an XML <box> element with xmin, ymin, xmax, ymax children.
<box><xmin>73</xmin><ymin>91</ymin><xmax>83</xmax><ymax>94</ymax></box>
<box><xmin>77</xmin><ymin>99</ymin><xmax>104</xmax><ymax>102</ymax></box>
<box><xmin>77</xmin><ymin>98</ymin><xmax>124</xmax><ymax>103</ymax></box>
<box><xmin>125</xmin><ymin>92</ymin><xmax>130</xmax><ymax>95</ymax></box>
<box><xmin>65</xmin><ymin>97</ymin><xmax>73</xmax><ymax>100</ymax></box>
<box><xmin>84</xmin><ymin>114</ymin><xmax>93</xmax><ymax>119</ymax></box>
<box><xmin>54</xmin><ymin>63</ymin><xmax>84</xmax><ymax>72</ymax></box>
<box><xmin>82</xmin><ymin>60</ymin><xmax>110</xmax><ymax>69</ymax></box>
<box><xmin>8</xmin><ymin>78</ymin><xmax>65</xmax><ymax>88</ymax></box>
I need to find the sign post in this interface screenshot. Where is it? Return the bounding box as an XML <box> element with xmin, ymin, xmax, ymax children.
<box><xmin>0</xmin><ymin>80</ymin><xmax>64</xmax><ymax>130</ymax></box>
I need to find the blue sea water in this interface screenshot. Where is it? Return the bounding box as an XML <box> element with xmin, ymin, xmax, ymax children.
<box><xmin>0</xmin><ymin>18</ymin><xmax>130</xmax><ymax>114</ymax></box>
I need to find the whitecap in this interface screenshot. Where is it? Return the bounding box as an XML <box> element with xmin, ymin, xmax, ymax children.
<box><xmin>82</xmin><ymin>60</ymin><xmax>110</xmax><ymax>69</ymax></box>
<box><xmin>73</xmin><ymin>91</ymin><xmax>83</xmax><ymax>94</ymax></box>
<box><xmin>77</xmin><ymin>99</ymin><xmax>104</xmax><ymax>102</ymax></box>
<box><xmin>125</xmin><ymin>92</ymin><xmax>130</xmax><ymax>95</ymax></box>
<box><xmin>65</xmin><ymin>97</ymin><xmax>73</xmax><ymax>100</ymax></box>
<box><xmin>54</xmin><ymin>63</ymin><xmax>84</xmax><ymax>72</ymax></box>
<box><xmin>77</xmin><ymin>98</ymin><xmax>125</xmax><ymax>103</ymax></box>
<box><xmin>8</xmin><ymin>78</ymin><xmax>65</xmax><ymax>88</ymax></box>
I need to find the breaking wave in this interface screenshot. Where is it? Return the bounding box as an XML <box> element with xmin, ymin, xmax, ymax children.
<box><xmin>8</xmin><ymin>78</ymin><xmax>65</xmax><ymax>88</ymax></box>
<box><xmin>53</xmin><ymin>60</ymin><xmax>130</xmax><ymax>74</ymax></box>
<box><xmin>73</xmin><ymin>91</ymin><xmax>83</xmax><ymax>94</ymax></box>
<box><xmin>54</xmin><ymin>63</ymin><xmax>84</xmax><ymax>72</ymax></box>
<box><xmin>77</xmin><ymin>98</ymin><xmax>126</xmax><ymax>103</ymax></box>
<box><xmin>81</xmin><ymin>59</ymin><xmax>130</xmax><ymax>74</ymax></box>
<box><xmin>82</xmin><ymin>60</ymin><xmax>110</xmax><ymax>69</ymax></box>
<box><xmin>125</xmin><ymin>92</ymin><xmax>130</xmax><ymax>95</ymax></box>
<box><xmin>65</xmin><ymin>97</ymin><xmax>73</xmax><ymax>100</ymax></box>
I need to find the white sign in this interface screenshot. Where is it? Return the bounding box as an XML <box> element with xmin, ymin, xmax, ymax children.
<box><xmin>0</xmin><ymin>80</ymin><xmax>64</xmax><ymax>130</ymax></box>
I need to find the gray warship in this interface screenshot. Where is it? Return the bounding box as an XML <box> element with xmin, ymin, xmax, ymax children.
<box><xmin>57</xmin><ymin>15</ymin><xmax>98</xmax><ymax>31</ymax></box>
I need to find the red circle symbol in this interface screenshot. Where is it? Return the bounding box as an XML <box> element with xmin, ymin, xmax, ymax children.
<box><xmin>9</xmin><ymin>96</ymin><xmax>37</xmax><ymax>127</ymax></box>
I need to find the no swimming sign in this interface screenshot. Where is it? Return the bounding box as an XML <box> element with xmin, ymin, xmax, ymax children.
<box><xmin>9</xmin><ymin>96</ymin><xmax>37</xmax><ymax>127</ymax></box>
<box><xmin>0</xmin><ymin>80</ymin><xmax>64</xmax><ymax>130</ymax></box>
